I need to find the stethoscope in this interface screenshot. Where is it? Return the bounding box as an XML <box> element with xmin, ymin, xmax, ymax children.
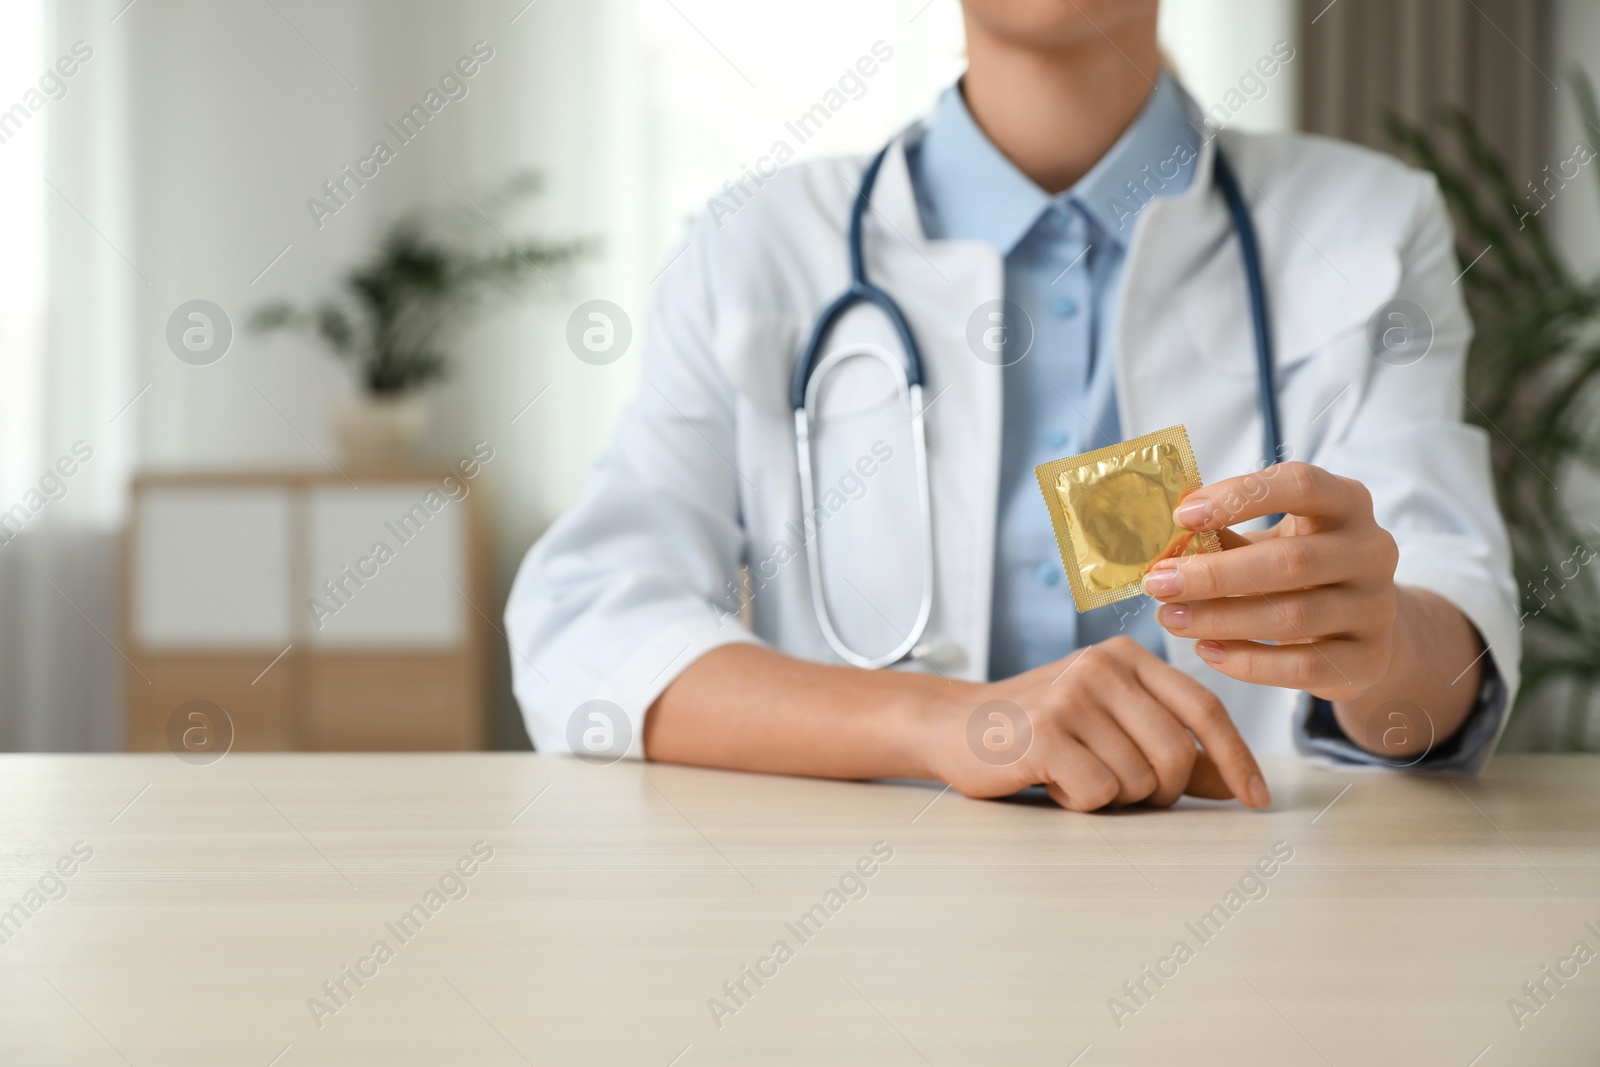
<box><xmin>792</xmin><ymin>138</ymin><xmax>1283</xmax><ymax>670</ymax></box>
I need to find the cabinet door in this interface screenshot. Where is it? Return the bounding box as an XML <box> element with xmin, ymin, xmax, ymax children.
<box><xmin>133</xmin><ymin>487</ymin><xmax>293</xmax><ymax>649</ymax></box>
<box><xmin>304</xmin><ymin>485</ymin><xmax>467</xmax><ymax>649</ymax></box>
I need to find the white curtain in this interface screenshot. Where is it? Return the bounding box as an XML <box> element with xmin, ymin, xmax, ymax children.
<box><xmin>0</xmin><ymin>0</ymin><xmax>134</xmax><ymax>751</ymax></box>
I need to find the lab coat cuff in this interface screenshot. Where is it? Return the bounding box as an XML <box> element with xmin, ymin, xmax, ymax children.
<box><xmin>592</xmin><ymin>612</ymin><xmax>767</xmax><ymax>760</ymax></box>
<box><xmin>1291</xmin><ymin>650</ymin><xmax>1508</xmax><ymax>774</ymax></box>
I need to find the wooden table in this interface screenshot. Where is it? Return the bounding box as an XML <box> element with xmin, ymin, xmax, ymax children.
<box><xmin>2</xmin><ymin>753</ymin><xmax>1597</xmax><ymax>1065</ymax></box>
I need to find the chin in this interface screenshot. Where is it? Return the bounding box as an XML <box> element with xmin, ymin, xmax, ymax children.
<box><xmin>961</xmin><ymin>0</ymin><xmax>1160</xmax><ymax>48</ymax></box>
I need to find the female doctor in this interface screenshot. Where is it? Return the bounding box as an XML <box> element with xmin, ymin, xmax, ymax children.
<box><xmin>506</xmin><ymin>0</ymin><xmax>1519</xmax><ymax>811</ymax></box>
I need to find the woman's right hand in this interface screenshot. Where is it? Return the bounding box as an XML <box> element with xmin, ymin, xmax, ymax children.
<box><xmin>924</xmin><ymin>636</ymin><xmax>1271</xmax><ymax>811</ymax></box>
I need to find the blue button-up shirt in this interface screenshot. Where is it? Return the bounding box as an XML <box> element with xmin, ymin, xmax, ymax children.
<box><xmin>907</xmin><ymin>71</ymin><xmax>1199</xmax><ymax>681</ymax></box>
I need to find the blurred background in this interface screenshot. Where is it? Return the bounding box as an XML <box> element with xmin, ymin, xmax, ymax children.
<box><xmin>0</xmin><ymin>0</ymin><xmax>1595</xmax><ymax>755</ymax></box>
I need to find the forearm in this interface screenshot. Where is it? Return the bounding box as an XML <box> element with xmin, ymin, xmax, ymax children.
<box><xmin>644</xmin><ymin>644</ymin><xmax>968</xmax><ymax>779</ymax></box>
<box><xmin>1330</xmin><ymin>585</ymin><xmax>1484</xmax><ymax>757</ymax></box>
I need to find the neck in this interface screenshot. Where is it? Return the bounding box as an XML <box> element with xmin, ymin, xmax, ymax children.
<box><xmin>959</xmin><ymin>11</ymin><xmax>1162</xmax><ymax>194</ymax></box>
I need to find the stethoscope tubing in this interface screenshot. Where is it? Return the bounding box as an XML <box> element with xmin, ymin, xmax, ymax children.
<box><xmin>1211</xmin><ymin>147</ymin><xmax>1287</xmax><ymax>523</ymax></box>
<box><xmin>791</xmin><ymin>146</ymin><xmax>924</xmax><ymax>412</ymax></box>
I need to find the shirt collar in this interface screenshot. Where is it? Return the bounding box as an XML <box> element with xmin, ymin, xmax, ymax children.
<box><xmin>911</xmin><ymin>70</ymin><xmax>1200</xmax><ymax>255</ymax></box>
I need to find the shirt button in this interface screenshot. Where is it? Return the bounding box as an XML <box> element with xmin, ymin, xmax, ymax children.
<box><xmin>1052</xmin><ymin>296</ymin><xmax>1079</xmax><ymax>318</ymax></box>
<box><xmin>1045</xmin><ymin>430</ymin><xmax>1068</xmax><ymax>449</ymax></box>
<box><xmin>1036</xmin><ymin>563</ymin><xmax>1061</xmax><ymax>587</ymax></box>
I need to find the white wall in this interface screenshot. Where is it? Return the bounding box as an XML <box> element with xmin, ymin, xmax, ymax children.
<box><xmin>638</xmin><ymin>0</ymin><xmax>967</xmax><ymax>241</ymax></box>
<box><xmin>120</xmin><ymin>0</ymin><xmax>640</xmax><ymax>521</ymax></box>
<box><xmin>1159</xmin><ymin>0</ymin><xmax>1300</xmax><ymax>133</ymax></box>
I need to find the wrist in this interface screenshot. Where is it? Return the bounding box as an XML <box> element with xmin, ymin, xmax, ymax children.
<box><xmin>895</xmin><ymin>675</ymin><xmax>983</xmax><ymax>783</ymax></box>
<box><xmin>1329</xmin><ymin>586</ymin><xmax>1473</xmax><ymax>757</ymax></box>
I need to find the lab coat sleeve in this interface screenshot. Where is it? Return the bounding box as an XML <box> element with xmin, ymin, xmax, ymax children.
<box><xmin>504</xmin><ymin>217</ymin><xmax>764</xmax><ymax>757</ymax></box>
<box><xmin>1291</xmin><ymin>174</ymin><xmax>1520</xmax><ymax>773</ymax></box>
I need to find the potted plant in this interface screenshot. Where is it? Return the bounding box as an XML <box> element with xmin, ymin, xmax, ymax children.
<box><xmin>252</xmin><ymin>173</ymin><xmax>585</xmax><ymax>467</ymax></box>
<box><xmin>1388</xmin><ymin>75</ymin><xmax>1600</xmax><ymax>748</ymax></box>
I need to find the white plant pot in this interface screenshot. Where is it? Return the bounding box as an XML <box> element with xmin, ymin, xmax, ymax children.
<box><xmin>334</xmin><ymin>394</ymin><xmax>430</xmax><ymax>469</ymax></box>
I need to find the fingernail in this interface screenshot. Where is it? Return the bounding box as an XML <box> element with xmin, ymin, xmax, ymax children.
<box><xmin>1143</xmin><ymin>568</ymin><xmax>1183</xmax><ymax>598</ymax></box>
<box><xmin>1247</xmin><ymin>772</ymin><xmax>1270</xmax><ymax>808</ymax></box>
<box><xmin>1158</xmin><ymin>604</ymin><xmax>1189</xmax><ymax>630</ymax></box>
<box><xmin>1175</xmin><ymin>497</ymin><xmax>1214</xmax><ymax>529</ymax></box>
<box><xmin>1195</xmin><ymin>640</ymin><xmax>1226</xmax><ymax>663</ymax></box>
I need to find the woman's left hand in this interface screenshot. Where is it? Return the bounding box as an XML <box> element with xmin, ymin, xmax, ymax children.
<box><xmin>1142</xmin><ymin>461</ymin><xmax>1401</xmax><ymax>704</ymax></box>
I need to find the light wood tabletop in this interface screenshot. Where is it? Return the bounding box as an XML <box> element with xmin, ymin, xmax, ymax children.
<box><xmin>1</xmin><ymin>752</ymin><xmax>1597</xmax><ymax>1065</ymax></box>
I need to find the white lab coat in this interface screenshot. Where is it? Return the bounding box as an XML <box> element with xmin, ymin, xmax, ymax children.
<box><xmin>506</xmin><ymin>101</ymin><xmax>1521</xmax><ymax>763</ymax></box>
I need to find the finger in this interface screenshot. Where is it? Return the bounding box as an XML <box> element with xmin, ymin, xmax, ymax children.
<box><xmin>1038</xmin><ymin>735</ymin><xmax>1123</xmax><ymax>812</ymax></box>
<box><xmin>1174</xmin><ymin>462</ymin><xmax>1363</xmax><ymax>531</ymax></box>
<box><xmin>1182</xmin><ymin>752</ymin><xmax>1236</xmax><ymax>801</ymax></box>
<box><xmin>1131</xmin><ymin>655</ymin><xmax>1270</xmax><ymax>808</ymax></box>
<box><xmin>1157</xmin><ymin>587</ymin><xmax>1366</xmax><ymax>642</ymax></box>
<box><xmin>1143</xmin><ymin>531</ymin><xmax>1357</xmax><ymax>601</ymax></box>
<box><xmin>1067</xmin><ymin>705</ymin><xmax>1160</xmax><ymax>806</ymax></box>
<box><xmin>1093</xmin><ymin>674</ymin><xmax>1198</xmax><ymax>808</ymax></box>
<box><xmin>1194</xmin><ymin>637</ymin><xmax>1365</xmax><ymax>696</ymax></box>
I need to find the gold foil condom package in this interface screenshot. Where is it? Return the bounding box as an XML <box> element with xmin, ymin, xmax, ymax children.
<box><xmin>1034</xmin><ymin>425</ymin><xmax>1221</xmax><ymax>613</ymax></box>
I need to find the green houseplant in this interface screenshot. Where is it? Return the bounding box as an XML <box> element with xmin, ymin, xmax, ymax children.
<box><xmin>1387</xmin><ymin>76</ymin><xmax>1600</xmax><ymax>749</ymax></box>
<box><xmin>253</xmin><ymin>173</ymin><xmax>585</xmax><ymax>465</ymax></box>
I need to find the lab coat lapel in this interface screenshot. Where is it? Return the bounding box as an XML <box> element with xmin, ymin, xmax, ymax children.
<box><xmin>1117</xmin><ymin>131</ymin><xmax>1264</xmax><ymax>488</ymax></box>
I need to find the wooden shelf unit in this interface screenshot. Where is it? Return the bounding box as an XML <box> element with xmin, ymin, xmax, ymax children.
<box><xmin>122</xmin><ymin>469</ymin><xmax>490</xmax><ymax>751</ymax></box>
